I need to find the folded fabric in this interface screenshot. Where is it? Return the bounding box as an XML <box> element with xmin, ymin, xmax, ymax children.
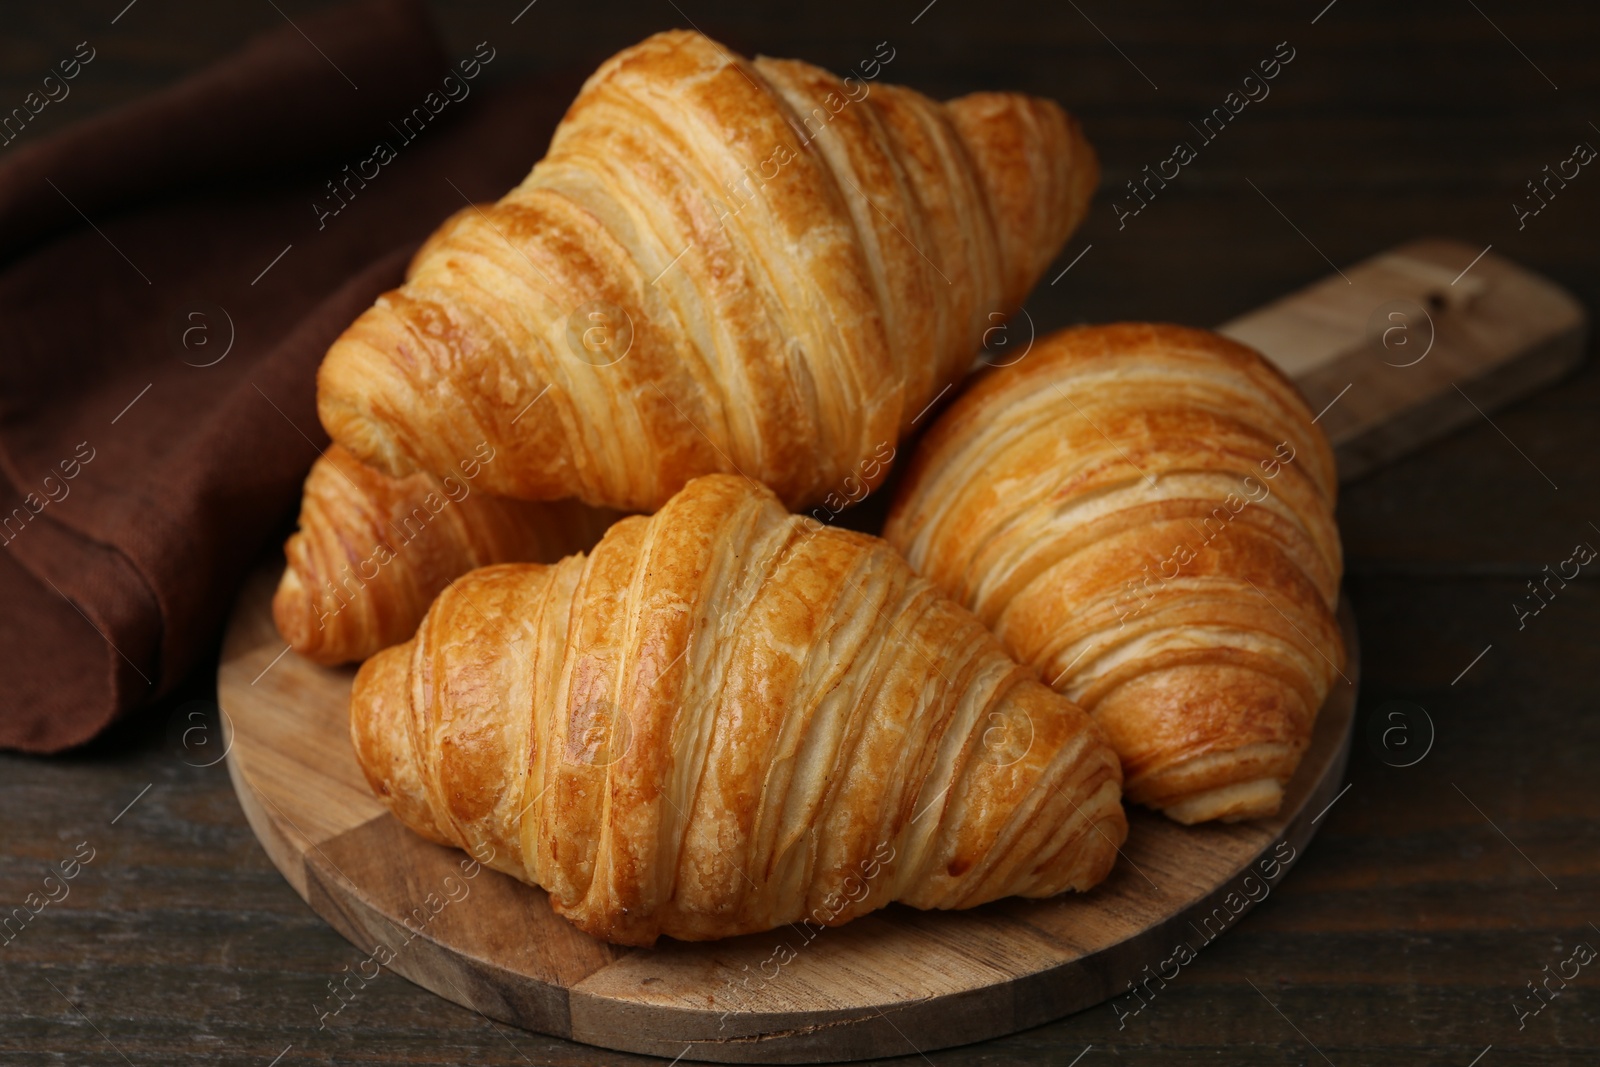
<box><xmin>0</xmin><ymin>0</ymin><xmax>580</xmax><ymax>751</ymax></box>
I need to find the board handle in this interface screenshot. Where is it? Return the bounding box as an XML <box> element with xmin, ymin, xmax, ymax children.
<box><xmin>1218</xmin><ymin>238</ymin><xmax>1588</xmax><ymax>483</ymax></box>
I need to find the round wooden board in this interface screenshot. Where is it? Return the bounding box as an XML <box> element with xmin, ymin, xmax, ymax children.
<box><xmin>219</xmin><ymin>560</ymin><xmax>1359</xmax><ymax>1064</ymax></box>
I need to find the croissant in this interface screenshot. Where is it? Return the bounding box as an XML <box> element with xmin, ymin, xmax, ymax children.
<box><xmin>317</xmin><ymin>29</ymin><xmax>1097</xmax><ymax>513</ymax></box>
<box><xmin>350</xmin><ymin>474</ymin><xmax>1125</xmax><ymax>945</ymax></box>
<box><xmin>272</xmin><ymin>443</ymin><xmax>618</xmax><ymax>665</ymax></box>
<box><xmin>884</xmin><ymin>324</ymin><xmax>1345</xmax><ymax>825</ymax></box>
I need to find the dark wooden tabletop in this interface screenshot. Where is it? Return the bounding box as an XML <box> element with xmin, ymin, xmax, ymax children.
<box><xmin>3</xmin><ymin>1</ymin><xmax>1598</xmax><ymax>1064</ymax></box>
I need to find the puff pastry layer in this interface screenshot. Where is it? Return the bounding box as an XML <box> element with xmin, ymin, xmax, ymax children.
<box><xmin>885</xmin><ymin>324</ymin><xmax>1344</xmax><ymax>824</ymax></box>
<box><xmin>317</xmin><ymin>30</ymin><xmax>1096</xmax><ymax>511</ymax></box>
<box><xmin>273</xmin><ymin>443</ymin><xmax>617</xmax><ymax>665</ymax></box>
<box><xmin>351</xmin><ymin>474</ymin><xmax>1126</xmax><ymax>944</ymax></box>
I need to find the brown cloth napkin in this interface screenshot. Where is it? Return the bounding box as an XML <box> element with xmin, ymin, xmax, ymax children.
<box><xmin>0</xmin><ymin>0</ymin><xmax>579</xmax><ymax>752</ymax></box>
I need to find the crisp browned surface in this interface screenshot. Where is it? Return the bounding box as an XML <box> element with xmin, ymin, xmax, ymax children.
<box><xmin>885</xmin><ymin>325</ymin><xmax>1345</xmax><ymax>824</ymax></box>
<box><xmin>272</xmin><ymin>443</ymin><xmax>618</xmax><ymax>665</ymax></box>
<box><xmin>315</xmin><ymin>30</ymin><xmax>1096</xmax><ymax>512</ymax></box>
<box><xmin>349</xmin><ymin>474</ymin><xmax>1125</xmax><ymax>945</ymax></box>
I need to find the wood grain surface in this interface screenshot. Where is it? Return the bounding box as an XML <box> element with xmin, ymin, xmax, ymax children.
<box><xmin>1219</xmin><ymin>238</ymin><xmax>1587</xmax><ymax>482</ymax></box>
<box><xmin>2</xmin><ymin>2</ymin><xmax>1598</xmax><ymax>1065</ymax></box>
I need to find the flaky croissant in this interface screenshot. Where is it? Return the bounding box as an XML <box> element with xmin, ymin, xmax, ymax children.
<box><xmin>317</xmin><ymin>29</ymin><xmax>1097</xmax><ymax>513</ymax></box>
<box><xmin>350</xmin><ymin>474</ymin><xmax>1125</xmax><ymax>945</ymax></box>
<box><xmin>272</xmin><ymin>443</ymin><xmax>617</xmax><ymax>665</ymax></box>
<box><xmin>884</xmin><ymin>324</ymin><xmax>1345</xmax><ymax>825</ymax></box>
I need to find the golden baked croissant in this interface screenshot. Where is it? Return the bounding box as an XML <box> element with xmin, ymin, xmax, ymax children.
<box><xmin>317</xmin><ymin>29</ymin><xmax>1098</xmax><ymax>513</ymax></box>
<box><xmin>884</xmin><ymin>324</ymin><xmax>1345</xmax><ymax>825</ymax></box>
<box><xmin>272</xmin><ymin>443</ymin><xmax>617</xmax><ymax>665</ymax></box>
<box><xmin>350</xmin><ymin>474</ymin><xmax>1125</xmax><ymax>945</ymax></box>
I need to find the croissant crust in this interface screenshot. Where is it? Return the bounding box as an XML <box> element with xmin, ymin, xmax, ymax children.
<box><xmin>273</xmin><ymin>443</ymin><xmax>617</xmax><ymax>665</ymax></box>
<box><xmin>350</xmin><ymin>474</ymin><xmax>1126</xmax><ymax>945</ymax></box>
<box><xmin>885</xmin><ymin>324</ymin><xmax>1345</xmax><ymax>824</ymax></box>
<box><xmin>317</xmin><ymin>30</ymin><xmax>1097</xmax><ymax>512</ymax></box>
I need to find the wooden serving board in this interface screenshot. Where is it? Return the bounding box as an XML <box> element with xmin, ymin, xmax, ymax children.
<box><xmin>1219</xmin><ymin>237</ymin><xmax>1586</xmax><ymax>482</ymax></box>
<box><xmin>220</xmin><ymin>571</ymin><xmax>1358</xmax><ymax>1062</ymax></box>
<box><xmin>218</xmin><ymin>238</ymin><xmax>1584</xmax><ymax>1063</ymax></box>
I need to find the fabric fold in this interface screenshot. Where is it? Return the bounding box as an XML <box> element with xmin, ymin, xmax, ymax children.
<box><xmin>0</xmin><ymin>0</ymin><xmax>579</xmax><ymax>751</ymax></box>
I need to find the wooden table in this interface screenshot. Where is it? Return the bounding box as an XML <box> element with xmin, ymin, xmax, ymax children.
<box><xmin>2</xmin><ymin>1</ymin><xmax>1597</xmax><ymax>1063</ymax></box>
